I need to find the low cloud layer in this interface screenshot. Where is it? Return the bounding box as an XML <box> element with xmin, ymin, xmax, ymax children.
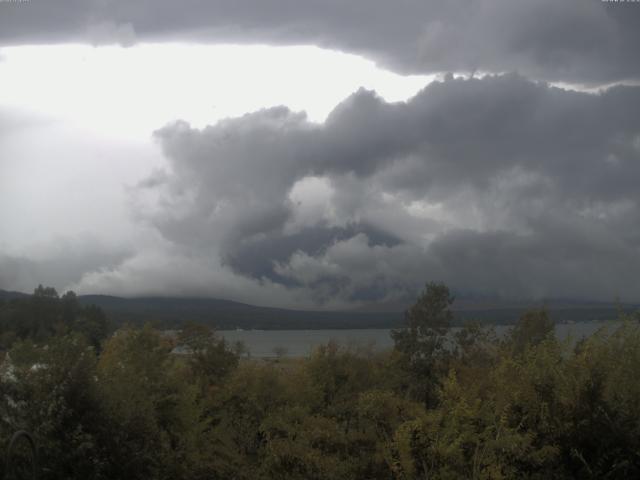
<box><xmin>1</xmin><ymin>1</ymin><xmax>639</xmax><ymax>84</ymax></box>
<box><xmin>67</xmin><ymin>74</ymin><xmax>639</xmax><ymax>306</ymax></box>
<box><xmin>0</xmin><ymin>237</ymin><xmax>131</xmax><ymax>294</ymax></box>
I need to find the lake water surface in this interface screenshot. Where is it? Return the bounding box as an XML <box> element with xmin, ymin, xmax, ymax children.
<box><xmin>219</xmin><ymin>321</ymin><xmax>623</xmax><ymax>357</ymax></box>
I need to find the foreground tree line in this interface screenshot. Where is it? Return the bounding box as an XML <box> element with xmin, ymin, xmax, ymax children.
<box><xmin>0</xmin><ymin>284</ymin><xmax>639</xmax><ymax>479</ymax></box>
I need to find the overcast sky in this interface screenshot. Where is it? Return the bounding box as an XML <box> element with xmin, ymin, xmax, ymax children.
<box><xmin>1</xmin><ymin>0</ymin><xmax>639</xmax><ymax>308</ymax></box>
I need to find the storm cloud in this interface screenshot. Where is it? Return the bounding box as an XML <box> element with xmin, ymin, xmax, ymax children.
<box><xmin>1</xmin><ymin>0</ymin><xmax>639</xmax><ymax>84</ymax></box>
<box><xmin>2</xmin><ymin>2</ymin><xmax>640</xmax><ymax>307</ymax></box>
<box><xmin>106</xmin><ymin>74</ymin><xmax>640</xmax><ymax>306</ymax></box>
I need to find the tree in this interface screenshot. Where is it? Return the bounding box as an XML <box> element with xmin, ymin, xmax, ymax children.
<box><xmin>73</xmin><ymin>304</ymin><xmax>109</xmax><ymax>352</ymax></box>
<box><xmin>96</xmin><ymin>325</ymin><xmax>207</xmax><ymax>480</ymax></box>
<box><xmin>391</xmin><ymin>282</ymin><xmax>454</xmax><ymax>406</ymax></box>
<box><xmin>60</xmin><ymin>290</ymin><xmax>80</xmax><ymax>326</ymax></box>
<box><xmin>33</xmin><ymin>285</ymin><xmax>58</xmax><ymax>300</ymax></box>
<box><xmin>1</xmin><ymin>334</ymin><xmax>105</xmax><ymax>480</ymax></box>
<box><xmin>510</xmin><ymin>308</ymin><xmax>554</xmax><ymax>354</ymax></box>
<box><xmin>178</xmin><ymin>322</ymin><xmax>239</xmax><ymax>390</ymax></box>
<box><xmin>0</xmin><ymin>286</ymin><xmax>108</xmax><ymax>349</ymax></box>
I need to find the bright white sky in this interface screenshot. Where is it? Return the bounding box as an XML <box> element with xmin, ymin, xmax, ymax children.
<box><xmin>0</xmin><ymin>43</ymin><xmax>432</xmax><ymax>134</ymax></box>
<box><xmin>0</xmin><ymin>43</ymin><xmax>432</xmax><ymax>257</ymax></box>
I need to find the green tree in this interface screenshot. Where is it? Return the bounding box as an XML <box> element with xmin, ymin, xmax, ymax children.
<box><xmin>0</xmin><ymin>286</ymin><xmax>108</xmax><ymax>350</ymax></box>
<box><xmin>510</xmin><ymin>309</ymin><xmax>555</xmax><ymax>354</ymax></box>
<box><xmin>178</xmin><ymin>322</ymin><xmax>239</xmax><ymax>391</ymax></box>
<box><xmin>391</xmin><ymin>282</ymin><xmax>454</xmax><ymax>406</ymax></box>
<box><xmin>1</xmin><ymin>334</ymin><xmax>105</xmax><ymax>480</ymax></box>
<box><xmin>73</xmin><ymin>304</ymin><xmax>109</xmax><ymax>351</ymax></box>
<box><xmin>96</xmin><ymin>325</ymin><xmax>207</xmax><ymax>480</ymax></box>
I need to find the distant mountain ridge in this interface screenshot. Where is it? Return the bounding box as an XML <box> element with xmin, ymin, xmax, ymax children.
<box><xmin>76</xmin><ymin>294</ymin><xmax>403</xmax><ymax>330</ymax></box>
<box><xmin>1</xmin><ymin>289</ymin><xmax>636</xmax><ymax>329</ymax></box>
<box><xmin>0</xmin><ymin>289</ymin><xmax>30</xmax><ymax>300</ymax></box>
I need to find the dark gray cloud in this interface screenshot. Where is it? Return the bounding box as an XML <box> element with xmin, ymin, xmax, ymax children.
<box><xmin>426</xmin><ymin>224</ymin><xmax>640</xmax><ymax>301</ymax></box>
<box><xmin>273</xmin><ymin>219</ymin><xmax>640</xmax><ymax>306</ymax></box>
<box><xmin>1</xmin><ymin>1</ymin><xmax>639</xmax><ymax>84</ymax></box>
<box><xmin>225</xmin><ymin>223</ymin><xmax>402</xmax><ymax>285</ymax></box>
<box><xmin>124</xmin><ymin>74</ymin><xmax>640</xmax><ymax>305</ymax></box>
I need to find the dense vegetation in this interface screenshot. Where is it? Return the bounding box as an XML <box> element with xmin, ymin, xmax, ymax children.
<box><xmin>1</xmin><ymin>284</ymin><xmax>640</xmax><ymax>479</ymax></box>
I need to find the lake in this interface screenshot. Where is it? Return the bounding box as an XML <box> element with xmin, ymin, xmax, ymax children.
<box><xmin>219</xmin><ymin>321</ymin><xmax>623</xmax><ymax>358</ymax></box>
